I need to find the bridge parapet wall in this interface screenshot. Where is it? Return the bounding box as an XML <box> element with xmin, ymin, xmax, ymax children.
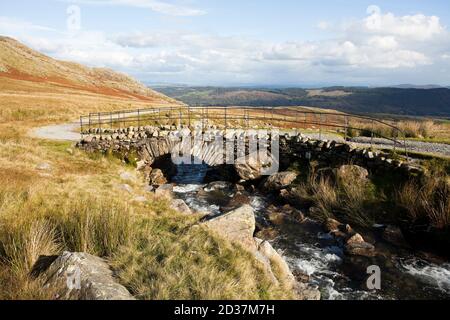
<box><xmin>76</xmin><ymin>125</ymin><xmax>424</xmax><ymax>177</ymax></box>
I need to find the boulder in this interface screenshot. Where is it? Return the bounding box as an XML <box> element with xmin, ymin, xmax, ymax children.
<box><xmin>234</xmin><ymin>152</ymin><xmax>278</xmax><ymax>181</ymax></box>
<box><xmin>262</xmin><ymin>171</ymin><xmax>298</xmax><ymax>192</ymax></box>
<box><xmin>255</xmin><ymin>238</ymin><xmax>295</xmax><ymax>286</ymax></box>
<box><xmin>323</xmin><ymin>218</ymin><xmax>342</xmax><ymax>232</ymax></box>
<box><xmin>43</xmin><ymin>252</ymin><xmax>134</xmax><ymax>300</ymax></box>
<box><xmin>335</xmin><ymin>165</ymin><xmax>369</xmax><ymax>184</ymax></box>
<box><xmin>254</xmin><ymin>238</ymin><xmax>320</xmax><ymax>300</ymax></box>
<box><xmin>382</xmin><ymin>225</ymin><xmax>409</xmax><ymax>248</ymax></box>
<box><xmin>148</xmin><ymin>168</ymin><xmax>167</xmax><ymax>185</ymax></box>
<box><xmin>135</xmin><ymin>160</ymin><xmax>146</xmax><ymax>171</ymax></box>
<box><xmin>202</xmin><ymin>205</ymin><xmax>255</xmax><ymax>250</ymax></box>
<box><xmin>154</xmin><ymin>184</ymin><xmax>173</xmax><ymax>199</ymax></box>
<box><xmin>170</xmin><ymin>199</ymin><xmax>192</xmax><ymax>215</ymax></box>
<box><xmin>223</xmin><ymin>192</ymin><xmax>251</xmax><ymax>211</ymax></box>
<box><xmin>345</xmin><ymin>241</ymin><xmax>376</xmax><ymax>257</ymax></box>
<box><xmin>346</xmin><ymin>233</ymin><xmax>365</xmax><ymax>245</ymax></box>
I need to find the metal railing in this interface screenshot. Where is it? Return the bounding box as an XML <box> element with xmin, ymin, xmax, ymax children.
<box><xmin>80</xmin><ymin>106</ymin><xmax>409</xmax><ymax>156</ymax></box>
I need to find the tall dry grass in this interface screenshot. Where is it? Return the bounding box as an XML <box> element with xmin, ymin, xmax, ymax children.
<box><xmin>295</xmin><ymin>166</ymin><xmax>375</xmax><ymax>227</ymax></box>
<box><xmin>0</xmin><ymin>183</ymin><xmax>293</xmax><ymax>300</ymax></box>
<box><xmin>398</xmin><ymin>174</ymin><xmax>450</xmax><ymax>229</ymax></box>
<box><xmin>352</xmin><ymin>119</ymin><xmax>440</xmax><ymax>139</ymax></box>
<box><xmin>111</xmin><ymin>212</ymin><xmax>293</xmax><ymax>300</ymax></box>
<box><xmin>0</xmin><ymin>134</ymin><xmax>292</xmax><ymax>300</ymax></box>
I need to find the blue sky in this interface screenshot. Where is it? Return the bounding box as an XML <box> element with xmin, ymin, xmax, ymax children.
<box><xmin>1</xmin><ymin>0</ymin><xmax>450</xmax><ymax>86</ymax></box>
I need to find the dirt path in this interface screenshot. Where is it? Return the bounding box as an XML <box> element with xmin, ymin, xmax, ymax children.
<box><xmin>301</xmin><ymin>132</ymin><xmax>450</xmax><ymax>157</ymax></box>
<box><xmin>30</xmin><ymin>122</ymin><xmax>80</xmax><ymax>141</ymax></box>
<box><xmin>30</xmin><ymin>122</ymin><xmax>450</xmax><ymax>157</ymax></box>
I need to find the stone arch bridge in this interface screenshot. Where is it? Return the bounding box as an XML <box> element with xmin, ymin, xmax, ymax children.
<box><xmin>77</xmin><ymin>106</ymin><xmax>423</xmax><ymax>178</ymax></box>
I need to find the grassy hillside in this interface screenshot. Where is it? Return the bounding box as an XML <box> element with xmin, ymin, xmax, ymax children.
<box><xmin>0</xmin><ymin>38</ymin><xmax>292</xmax><ymax>300</ymax></box>
<box><xmin>0</xmin><ymin>36</ymin><xmax>183</xmax><ymax>129</ymax></box>
<box><xmin>155</xmin><ymin>86</ymin><xmax>450</xmax><ymax>117</ymax></box>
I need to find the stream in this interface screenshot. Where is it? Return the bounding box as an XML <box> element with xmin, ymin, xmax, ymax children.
<box><xmin>171</xmin><ymin>164</ymin><xmax>450</xmax><ymax>300</ymax></box>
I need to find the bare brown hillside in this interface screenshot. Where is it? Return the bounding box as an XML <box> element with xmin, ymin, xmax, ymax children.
<box><xmin>0</xmin><ymin>36</ymin><xmax>181</xmax><ymax>126</ymax></box>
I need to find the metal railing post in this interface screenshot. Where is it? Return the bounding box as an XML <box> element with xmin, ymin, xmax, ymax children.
<box><xmin>138</xmin><ymin>109</ymin><xmax>140</xmax><ymax>127</ymax></box>
<box><xmin>319</xmin><ymin>114</ymin><xmax>322</xmax><ymax>140</ymax></box>
<box><xmin>370</xmin><ymin>119</ymin><xmax>374</xmax><ymax>149</ymax></box>
<box><xmin>188</xmin><ymin>105</ymin><xmax>191</xmax><ymax>128</ymax></box>
<box><xmin>98</xmin><ymin>113</ymin><xmax>101</xmax><ymax>137</ymax></box>
<box><xmin>224</xmin><ymin>106</ymin><xmax>228</xmax><ymax>131</ymax></box>
<box><xmin>404</xmin><ymin>135</ymin><xmax>408</xmax><ymax>161</ymax></box>
<box><xmin>344</xmin><ymin>115</ymin><xmax>348</xmax><ymax>141</ymax></box>
<box><xmin>271</xmin><ymin>107</ymin><xmax>274</xmax><ymax>129</ymax></box>
<box><xmin>393</xmin><ymin>129</ymin><xmax>397</xmax><ymax>153</ymax></box>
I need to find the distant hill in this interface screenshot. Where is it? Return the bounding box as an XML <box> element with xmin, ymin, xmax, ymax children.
<box><xmin>0</xmin><ymin>36</ymin><xmax>177</xmax><ymax>105</ymax></box>
<box><xmin>389</xmin><ymin>84</ymin><xmax>446</xmax><ymax>89</ymax></box>
<box><xmin>155</xmin><ymin>86</ymin><xmax>450</xmax><ymax>117</ymax></box>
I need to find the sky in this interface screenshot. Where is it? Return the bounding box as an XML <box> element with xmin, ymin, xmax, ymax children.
<box><xmin>1</xmin><ymin>0</ymin><xmax>450</xmax><ymax>86</ymax></box>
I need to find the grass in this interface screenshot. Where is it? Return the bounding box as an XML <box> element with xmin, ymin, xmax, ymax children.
<box><xmin>397</xmin><ymin>173</ymin><xmax>450</xmax><ymax>229</ymax></box>
<box><xmin>349</xmin><ymin>118</ymin><xmax>447</xmax><ymax>142</ymax></box>
<box><xmin>290</xmin><ymin>165</ymin><xmax>376</xmax><ymax>227</ymax></box>
<box><xmin>288</xmin><ymin>157</ymin><xmax>450</xmax><ymax>236</ymax></box>
<box><xmin>111</xmin><ymin>213</ymin><xmax>291</xmax><ymax>300</ymax></box>
<box><xmin>0</xmin><ymin>101</ymin><xmax>292</xmax><ymax>300</ymax></box>
<box><xmin>0</xmin><ymin>178</ymin><xmax>292</xmax><ymax>299</ymax></box>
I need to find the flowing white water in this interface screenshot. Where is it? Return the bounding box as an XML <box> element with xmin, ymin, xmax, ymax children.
<box><xmin>397</xmin><ymin>258</ymin><xmax>450</xmax><ymax>294</ymax></box>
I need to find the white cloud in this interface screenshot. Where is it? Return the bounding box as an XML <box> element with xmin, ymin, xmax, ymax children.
<box><xmin>58</xmin><ymin>0</ymin><xmax>206</xmax><ymax>16</ymax></box>
<box><xmin>367</xmin><ymin>36</ymin><xmax>398</xmax><ymax>50</ymax></box>
<box><xmin>1</xmin><ymin>5</ymin><xmax>449</xmax><ymax>85</ymax></box>
<box><xmin>0</xmin><ymin>16</ymin><xmax>58</xmax><ymax>33</ymax></box>
<box><xmin>359</xmin><ymin>5</ymin><xmax>444</xmax><ymax>41</ymax></box>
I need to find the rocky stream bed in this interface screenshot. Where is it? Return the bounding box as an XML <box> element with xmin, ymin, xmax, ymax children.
<box><xmin>170</xmin><ymin>163</ymin><xmax>450</xmax><ymax>300</ymax></box>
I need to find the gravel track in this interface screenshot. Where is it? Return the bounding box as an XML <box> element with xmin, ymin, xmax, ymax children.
<box><xmin>30</xmin><ymin>122</ymin><xmax>80</xmax><ymax>141</ymax></box>
<box><xmin>30</xmin><ymin>123</ymin><xmax>450</xmax><ymax>157</ymax></box>
<box><xmin>301</xmin><ymin>133</ymin><xmax>450</xmax><ymax>157</ymax></box>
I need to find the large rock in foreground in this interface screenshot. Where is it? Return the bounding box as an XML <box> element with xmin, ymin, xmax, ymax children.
<box><xmin>203</xmin><ymin>204</ymin><xmax>255</xmax><ymax>249</ymax></box>
<box><xmin>202</xmin><ymin>205</ymin><xmax>320</xmax><ymax>300</ymax></box>
<box><xmin>44</xmin><ymin>251</ymin><xmax>134</xmax><ymax>300</ymax></box>
<box><xmin>262</xmin><ymin>171</ymin><xmax>298</xmax><ymax>192</ymax></box>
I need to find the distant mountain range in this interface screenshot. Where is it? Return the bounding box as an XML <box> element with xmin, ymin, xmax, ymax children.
<box><xmin>388</xmin><ymin>84</ymin><xmax>450</xmax><ymax>89</ymax></box>
<box><xmin>154</xmin><ymin>86</ymin><xmax>450</xmax><ymax>117</ymax></box>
